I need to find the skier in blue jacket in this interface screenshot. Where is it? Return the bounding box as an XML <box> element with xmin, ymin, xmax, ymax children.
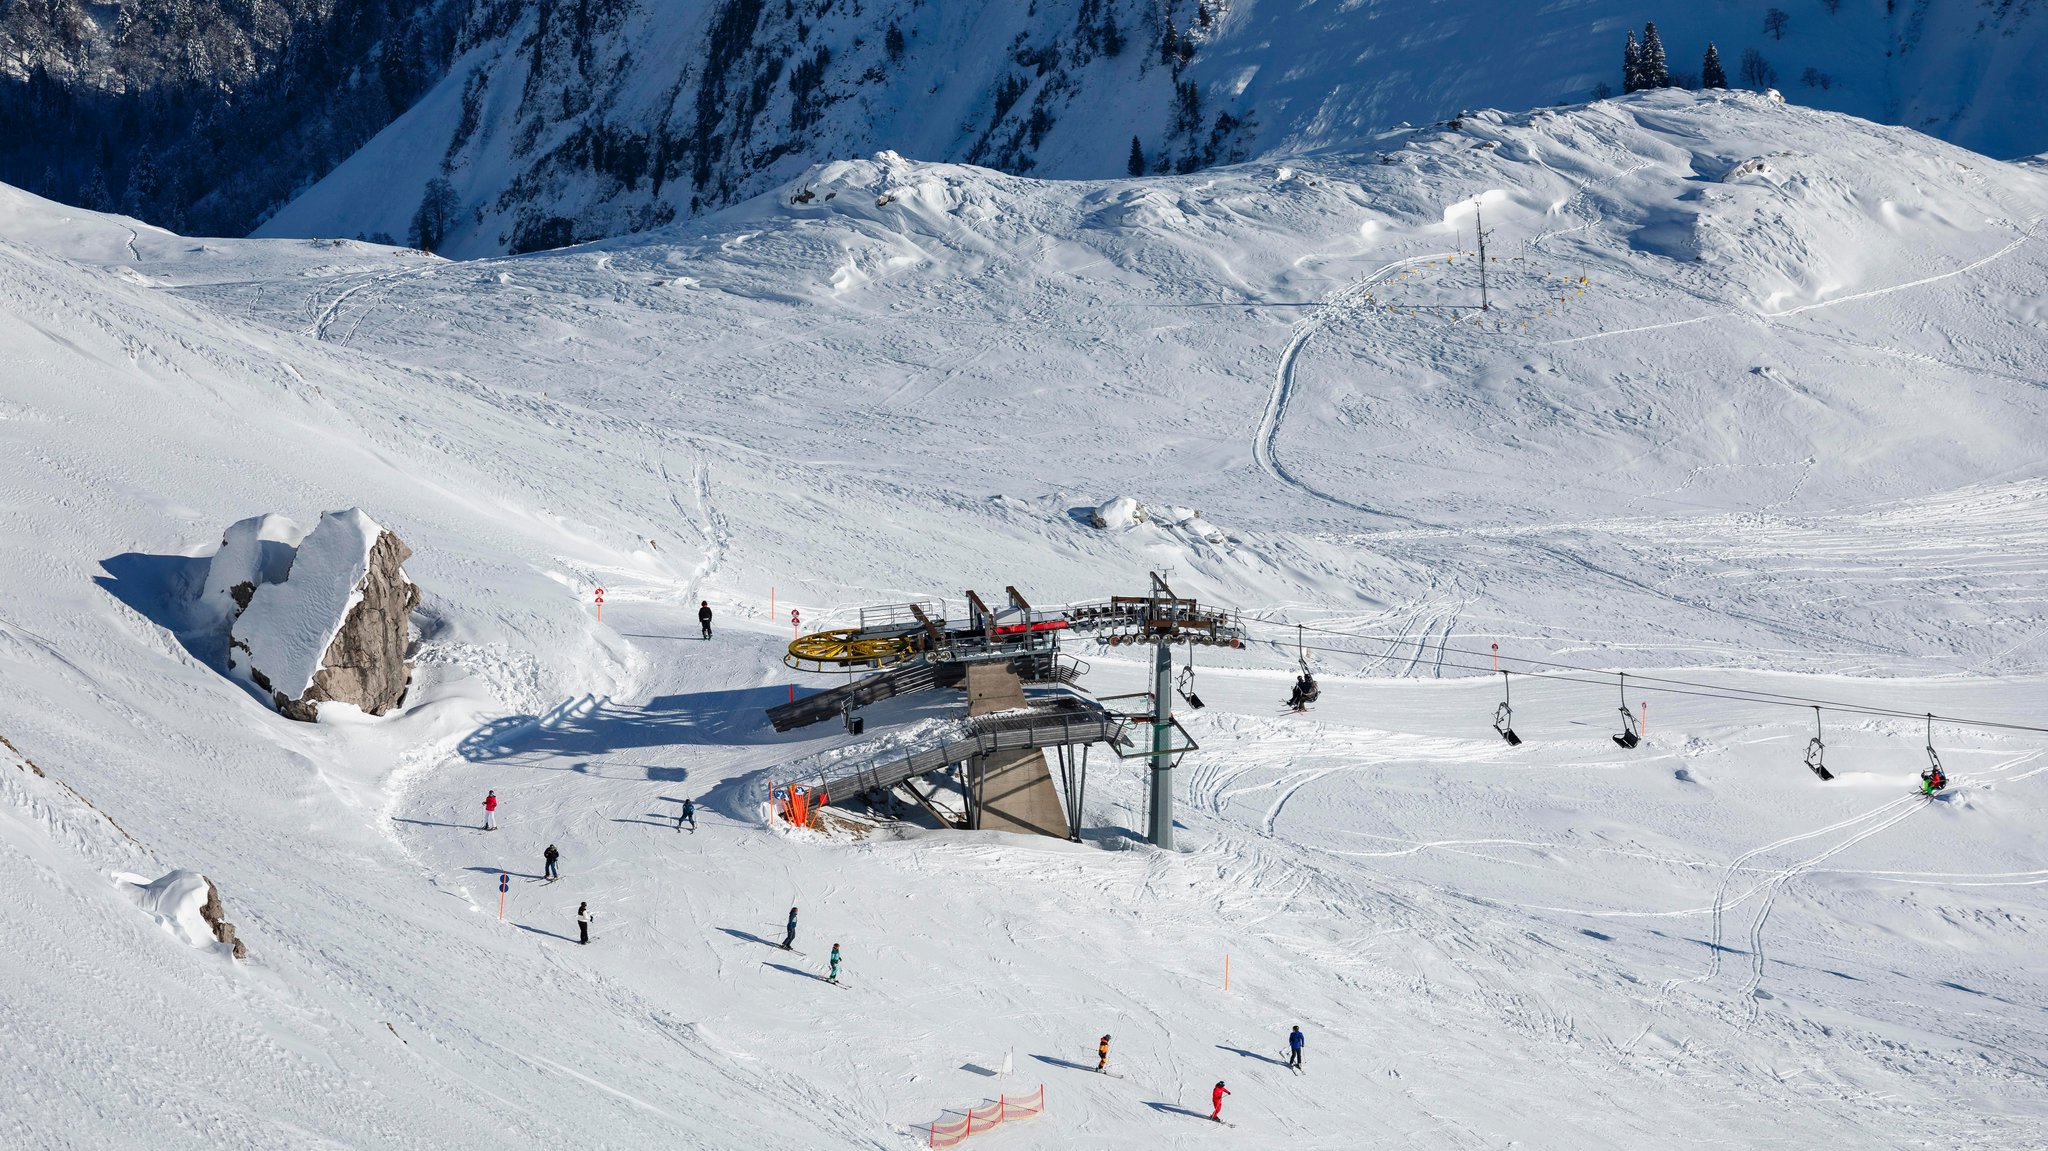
<box><xmin>1287</xmin><ymin>1026</ymin><xmax>1305</xmax><ymax>1069</ymax></box>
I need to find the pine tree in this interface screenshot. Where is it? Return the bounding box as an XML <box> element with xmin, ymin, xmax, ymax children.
<box><xmin>1128</xmin><ymin>136</ymin><xmax>1145</xmax><ymax>177</ymax></box>
<box><xmin>1622</xmin><ymin>31</ymin><xmax>1642</xmax><ymax>93</ymax></box>
<box><xmin>1702</xmin><ymin>43</ymin><xmax>1727</xmax><ymax>90</ymax></box>
<box><xmin>128</xmin><ymin>146</ymin><xmax>161</xmax><ymax>215</ymax></box>
<box><xmin>83</xmin><ymin>165</ymin><xmax>111</xmax><ymax>212</ymax></box>
<box><xmin>408</xmin><ymin>177</ymin><xmax>461</xmax><ymax>252</ymax></box>
<box><xmin>1640</xmin><ymin>23</ymin><xmax>1669</xmax><ymax>88</ymax></box>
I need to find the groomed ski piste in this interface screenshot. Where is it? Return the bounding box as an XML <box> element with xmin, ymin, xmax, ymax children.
<box><xmin>3</xmin><ymin>89</ymin><xmax>2047</xmax><ymax>1148</ymax></box>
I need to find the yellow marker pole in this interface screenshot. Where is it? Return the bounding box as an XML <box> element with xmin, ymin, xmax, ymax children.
<box><xmin>1225</xmin><ymin>953</ymin><xmax>1230</xmax><ymax>991</ymax></box>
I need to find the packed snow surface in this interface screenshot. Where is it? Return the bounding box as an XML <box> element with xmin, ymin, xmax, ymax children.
<box><xmin>1</xmin><ymin>91</ymin><xmax>2046</xmax><ymax>1148</ymax></box>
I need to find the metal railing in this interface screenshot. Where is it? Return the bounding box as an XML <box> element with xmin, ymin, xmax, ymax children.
<box><xmin>805</xmin><ymin>698</ymin><xmax>1129</xmax><ymax>802</ymax></box>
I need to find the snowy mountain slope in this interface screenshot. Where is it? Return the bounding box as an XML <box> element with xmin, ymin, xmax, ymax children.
<box><xmin>234</xmin><ymin>91</ymin><xmax>2048</xmax><ymax>675</ymax></box>
<box><xmin>255</xmin><ymin>0</ymin><xmax>2048</xmax><ymax>257</ymax></box>
<box><xmin>1</xmin><ymin>91</ymin><xmax>2046</xmax><ymax>1147</ymax></box>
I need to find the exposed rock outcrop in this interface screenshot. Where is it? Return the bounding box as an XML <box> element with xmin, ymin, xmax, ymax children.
<box><xmin>225</xmin><ymin>508</ymin><xmax>419</xmax><ymax>721</ymax></box>
<box><xmin>199</xmin><ymin>878</ymin><xmax>248</xmax><ymax>960</ymax></box>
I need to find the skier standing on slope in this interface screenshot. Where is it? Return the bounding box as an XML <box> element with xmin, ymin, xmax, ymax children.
<box><xmin>1287</xmin><ymin>1026</ymin><xmax>1304</xmax><ymax>1069</ymax></box>
<box><xmin>577</xmin><ymin>901</ymin><xmax>593</xmax><ymax>945</ymax></box>
<box><xmin>543</xmin><ymin>844</ymin><xmax>559</xmax><ymax>881</ymax></box>
<box><xmin>676</xmin><ymin>798</ymin><xmax>696</xmax><ymax>832</ymax></box>
<box><xmin>482</xmin><ymin>790</ymin><xmax>499</xmax><ymax>831</ymax></box>
<box><xmin>1097</xmin><ymin>1034</ymin><xmax>1111</xmax><ymax>1073</ymax></box>
<box><xmin>1210</xmin><ymin>1081</ymin><xmax>1230</xmax><ymax>1122</ymax></box>
<box><xmin>699</xmin><ymin>600</ymin><xmax>714</xmax><ymax>639</ymax></box>
<box><xmin>828</xmin><ymin>943</ymin><xmax>842</xmax><ymax>984</ymax></box>
<box><xmin>781</xmin><ymin>906</ymin><xmax>799</xmax><ymax>950</ymax></box>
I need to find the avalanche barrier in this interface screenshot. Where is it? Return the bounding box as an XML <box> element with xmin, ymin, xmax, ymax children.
<box><xmin>927</xmin><ymin>1084</ymin><xmax>1044</xmax><ymax>1149</ymax></box>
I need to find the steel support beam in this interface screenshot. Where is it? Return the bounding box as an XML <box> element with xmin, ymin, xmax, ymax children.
<box><xmin>1148</xmin><ymin>640</ymin><xmax>1175</xmax><ymax>849</ymax></box>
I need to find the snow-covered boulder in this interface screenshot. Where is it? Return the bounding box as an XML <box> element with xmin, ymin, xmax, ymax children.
<box><xmin>197</xmin><ymin>513</ymin><xmax>307</xmax><ymax>631</ymax></box>
<box><xmin>229</xmin><ymin>508</ymin><xmax>419</xmax><ymax>721</ymax></box>
<box><xmin>1088</xmin><ymin>497</ymin><xmax>1149</xmax><ymax>530</ymax></box>
<box><xmin>118</xmin><ymin>869</ymin><xmax>245</xmax><ymax>959</ymax></box>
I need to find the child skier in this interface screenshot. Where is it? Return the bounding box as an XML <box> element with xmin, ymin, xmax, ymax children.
<box><xmin>781</xmin><ymin>906</ymin><xmax>799</xmax><ymax>950</ymax></box>
<box><xmin>481</xmin><ymin>790</ymin><xmax>499</xmax><ymax>831</ymax></box>
<box><xmin>1097</xmin><ymin>1034</ymin><xmax>1111</xmax><ymax>1073</ymax></box>
<box><xmin>699</xmin><ymin>600</ymin><xmax>714</xmax><ymax>639</ymax></box>
<box><xmin>1210</xmin><ymin>1081</ymin><xmax>1230</xmax><ymax>1122</ymax></box>
<box><xmin>828</xmin><ymin>943</ymin><xmax>842</xmax><ymax>984</ymax></box>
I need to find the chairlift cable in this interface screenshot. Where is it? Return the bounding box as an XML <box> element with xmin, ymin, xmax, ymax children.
<box><xmin>1239</xmin><ymin>614</ymin><xmax>2044</xmax><ymax>727</ymax></box>
<box><xmin>1230</xmin><ymin>627</ymin><xmax>2048</xmax><ymax>735</ymax></box>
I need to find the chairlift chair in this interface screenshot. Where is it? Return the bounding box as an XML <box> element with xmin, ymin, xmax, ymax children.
<box><xmin>1176</xmin><ymin>663</ymin><xmax>1205</xmax><ymax>710</ymax></box>
<box><xmin>1803</xmin><ymin>707</ymin><xmax>1832</xmax><ymax>781</ymax></box>
<box><xmin>1810</xmin><ymin>704</ymin><xmax>1843</xmax><ymax>774</ymax></box>
<box><xmin>1921</xmin><ymin>713</ymin><xmax>1947</xmax><ymax>794</ymax></box>
<box><xmin>1285</xmin><ymin>624</ymin><xmax>1320</xmax><ymax>711</ymax></box>
<box><xmin>1494</xmin><ymin>670</ymin><xmax>1521</xmax><ymax>746</ymax></box>
<box><xmin>1612</xmin><ymin>672</ymin><xmax>1640</xmax><ymax>749</ymax></box>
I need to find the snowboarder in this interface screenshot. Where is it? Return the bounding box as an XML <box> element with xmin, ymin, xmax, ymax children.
<box><xmin>1287</xmin><ymin>1026</ymin><xmax>1304</xmax><ymax>1069</ymax></box>
<box><xmin>1096</xmin><ymin>1034</ymin><xmax>1111</xmax><ymax>1073</ymax></box>
<box><xmin>781</xmin><ymin>906</ymin><xmax>798</xmax><ymax>950</ymax></box>
<box><xmin>1210</xmin><ymin>1080</ymin><xmax>1230</xmax><ymax>1122</ymax></box>
<box><xmin>699</xmin><ymin>600</ymin><xmax>714</xmax><ymax>639</ymax></box>
<box><xmin>543</xmin><ymin>844</ymin><xmax>559</xmax><ymax>881</ymax></box>
<box><xmin>828</xmin><ymin>943</ymin><xmax>841</xmax><ymax>984</ymax></box>
<box><xmin>1921</xmin><ymin>766</ymin><xmax>1947</xmax><ymax>794</ymax></box>
<box><xmin>577</xmin><ymin>901</ymin><xmax>593</xmax><ymax>945</ymax></box>
<box><xmin>676</xmin><ymin>797</ymin><xmax>696</xmax><ymax>832</ymax></box>
<box><xmin>482</xmin><ymin>790</ymin><xmax>499</xmax><ymax>831</ymax></box>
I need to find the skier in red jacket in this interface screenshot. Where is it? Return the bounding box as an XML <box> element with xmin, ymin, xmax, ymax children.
<box><xmin>1210</xmin><ymin>1080</ymin><xmax>1229</xmax><ymax>1121</ymax></box>
<box><xmin>482</xmin><ymin>790</ymin><xmax>499</xmax><ymax>831</ymax></box>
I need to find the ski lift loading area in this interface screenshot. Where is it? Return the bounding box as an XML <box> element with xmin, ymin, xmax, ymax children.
<box><xmin>757</xmin><ymin>576</ymin><xmax>2028</xmax><ymax>847</ymax></box>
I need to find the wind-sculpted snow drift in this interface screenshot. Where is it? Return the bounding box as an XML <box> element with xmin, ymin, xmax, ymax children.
<box><xmin>0</xmin><ymin>92</ymin><xmax>2044</xmax><ymax>1147</ymax></box>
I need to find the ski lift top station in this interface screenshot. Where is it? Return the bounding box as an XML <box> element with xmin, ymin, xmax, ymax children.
<box><xmin>767</xmin><ymin>573</ymin><xmax>1243</xmax><ymax>848</ymax></box>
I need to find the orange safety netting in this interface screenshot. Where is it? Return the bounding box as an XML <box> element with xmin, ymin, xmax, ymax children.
<box><xmin>772</xmin><ymin>784</ymin><xmax>828</xmax><ymax>826</ymax></box>
<box><xmin>927</xmin><ymin>1085</ymin><xmax>1044</xmax><ymax>1149</ymax></box>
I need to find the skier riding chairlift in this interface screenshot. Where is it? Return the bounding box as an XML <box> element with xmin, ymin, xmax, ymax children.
<box><xmin>1921</xmin><ymin>765</ymin><xmax>1947</xmax><ymax>794</ymax></box>
<box><xmin>1287</xmin><ymin>671</ymin><xmax>1319</xmax><ymax>712</ymax></box>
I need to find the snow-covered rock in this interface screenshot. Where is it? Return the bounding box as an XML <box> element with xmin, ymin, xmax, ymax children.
<box><xmin>197</xmin><ymin>513</ymin><xmax>307</xmax><ymax>631</ymax></box>
<box><xmin>117</xmin><ymin>869</ymin><xmax>242</xmax><ymax>957</ymax></box>
<box><xmin>1087</xmin><ymin>496</ymin><xmax>1148</xmax><ymax>530</ymax></box>
<box><xmin>229</xmin><ymin>508</ymin><xmax>419</xmax><ymax>721</ymax></box>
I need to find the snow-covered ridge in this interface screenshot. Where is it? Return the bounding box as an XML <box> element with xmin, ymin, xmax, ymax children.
<box><xmin>253</xmin><ymin>0</ymin><xmax>2048</xmax><ymax>256</ymax></box>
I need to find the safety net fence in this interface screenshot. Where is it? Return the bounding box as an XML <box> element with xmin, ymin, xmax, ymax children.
<box><xmin>927</xmin><ymin>1084</ymin><xmax>1045</xmax><ymax>1149</ymax></box>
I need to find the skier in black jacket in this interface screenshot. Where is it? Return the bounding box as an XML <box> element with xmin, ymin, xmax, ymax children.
<box><xmin>543</xmin><ymin>844</ymin><xmax>560</xmax><ymax>881</ymax></box>
<box><xmin>698</xmin><ymin>600</ymin><xmax>714</xmax><ymax>639</ymax></box>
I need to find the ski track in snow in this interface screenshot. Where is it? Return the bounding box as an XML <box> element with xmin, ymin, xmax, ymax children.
<box><xmin>1549</xmin><ymin>214</ymin><xmax>2041</xmax><ymax>347</ymax></box>
<box><xmin>1255</xmin><ymin>251</ymin><xmax>1451</xmax><ymax>522</ymax></box>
